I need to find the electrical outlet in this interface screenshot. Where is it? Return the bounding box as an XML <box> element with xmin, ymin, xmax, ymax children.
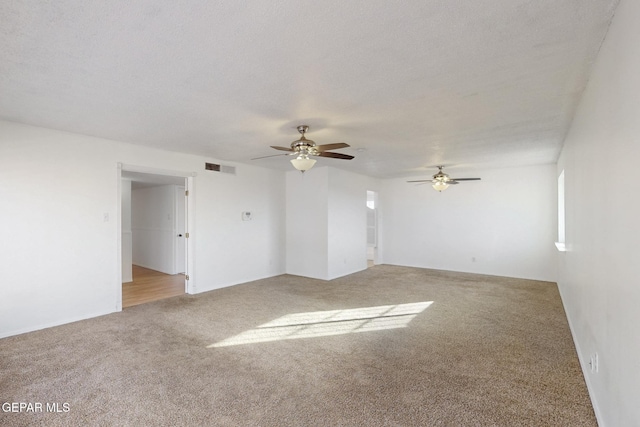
<box><xmin>241</xmin><ymin>211</ymin><xmax>252</xmax><ymax>221</ymax></box>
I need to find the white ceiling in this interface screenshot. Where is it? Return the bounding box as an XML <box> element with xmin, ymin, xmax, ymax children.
<box><xmin>0</xmin><ymin>0</ymin><xmax>619</xmax><ymax>178</ymax></box>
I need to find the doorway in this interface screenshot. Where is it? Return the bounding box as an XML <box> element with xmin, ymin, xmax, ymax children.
<box><xmin>118</xmin><ymin>165</ymin><xmax>193</xmax><ymax>310</ymax></box>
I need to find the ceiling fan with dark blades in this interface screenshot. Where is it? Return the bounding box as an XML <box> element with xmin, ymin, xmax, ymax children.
<box><xmin>252</xmin><ymin>125</ymin><xmax>354</xmax><ymax>172</ymax></box>
<box><xmin>407</xmin><ymin>166</ymin><xmax>481</xmax><ymax>192</ymax></box>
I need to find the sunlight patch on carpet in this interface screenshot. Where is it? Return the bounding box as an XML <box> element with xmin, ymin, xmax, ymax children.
<box><xmin>208</xmin><ymin>301</ymin><xmax>433</xmax><ymax>348</ymax></box>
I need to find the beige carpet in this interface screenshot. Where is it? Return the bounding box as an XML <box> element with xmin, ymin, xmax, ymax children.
<box><xmin>0</xmin><ymin>265</ymin><xmax>596</xmax><ymax>426</ymax></box>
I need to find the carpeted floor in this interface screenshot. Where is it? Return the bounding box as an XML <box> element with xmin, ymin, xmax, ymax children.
<box><xmin>0</xmin><ymin>265</ymin><xmax>596</xmax><ymax>426</ymax></box>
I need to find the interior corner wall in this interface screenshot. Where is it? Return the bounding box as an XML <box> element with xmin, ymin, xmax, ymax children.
<box><xmin>380</xmin><ymin>164</ymin><xmax>557</xmax><ymax>282</ymax></box>
<box><xmin>285</xmin><ymin>167</ymin><xmax>329</xmax><ymax>279</ymax></box>
<box><xmin>0</xmin><ymin>120</ymin><xmax>286</xmax><ymax>338</ymax></box>
<box><xmin>555</xmin><ymin>0</ymin><xmax>640</xmax><ymax>424</ymax></box>
<box><xmin>327</xmin><ymin>167</ymin><xmax>372</xmax><ymax>279</ymax></box>
<box><xmin>285</xmin><ymin>167</ymin><xmax>378</xmax><ymax>280</ymax></box>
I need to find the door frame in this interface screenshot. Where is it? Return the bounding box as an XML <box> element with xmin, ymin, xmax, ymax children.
<box><xmin>116</xmin><ymin>163</ymin><xmax>197</xmax><ymax>311</ymax></box>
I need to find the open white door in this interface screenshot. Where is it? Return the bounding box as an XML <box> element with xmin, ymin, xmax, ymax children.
<box><xmin>175</xmin><ymin>185</ymin><xmax>186</xmax><ymax>274</ymax></box>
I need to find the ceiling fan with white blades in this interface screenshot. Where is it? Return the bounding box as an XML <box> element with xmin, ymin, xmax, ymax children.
<box><xmin>407</xmin><ymin>166</ymin><xmax>481</xmax><ymax>192</ymax></box>
<box><xmin>252</xmin><ymin>125</ymin><xmax>354</xmax><ymax>172</ymax></box>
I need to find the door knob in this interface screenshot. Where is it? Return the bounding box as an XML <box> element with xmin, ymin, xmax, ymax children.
<box><xmin>178</xmin><ymin>234</ymin><xmax>183</xmax><ymax>237</ymax></box>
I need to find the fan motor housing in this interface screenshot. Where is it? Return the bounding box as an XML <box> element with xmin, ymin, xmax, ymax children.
<box><xmin>291</xmin><ymin>138</ymin><xmax>316</xmax><ymax>152</ymax></box>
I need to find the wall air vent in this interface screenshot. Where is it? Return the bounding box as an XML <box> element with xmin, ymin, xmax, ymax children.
<box><xmin>205</xmin><ymin>163</ymin><xmax>236</xmax><ymax>175</ymax></box>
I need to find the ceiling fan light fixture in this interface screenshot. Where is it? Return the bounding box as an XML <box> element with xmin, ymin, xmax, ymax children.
<box><xmin>406</xmin><ymin>166</ymin><xmax>480</xmax><ymax>191</ymax></box>
<box><xmin>254</xmin><ymin>125</ymin><xmax>352</xmax><ymax>169</ymax></box>
<box><xmin>432</xmin><ymin>180</ymin><xmax>450</xmax><ymax>192</ymax></box>
<box><xmin>290</xmin><ymin>155</ymin><xmax>316</xmax><ymax>172</ymax></box>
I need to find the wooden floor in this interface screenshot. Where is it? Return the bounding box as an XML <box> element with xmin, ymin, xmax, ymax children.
<box><xmin>122</xmin><ymin>265</ymin><xmax>185</xmax><ymax>308</ymax></box>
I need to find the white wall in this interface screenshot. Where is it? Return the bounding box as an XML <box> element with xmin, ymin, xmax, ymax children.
<box><xmin>286</xmin><ymin>166</ymin><xmax>377</xmax><ymax>280</ymax></box>
<box><xmin>381</xmin><ymin>164</ymin><xmax>557</xmax><ymax>282</ymax></box>
<box><xmin>0</xmin><ymin>120</ymin><xmax>286</xmax><ymax>338</ymax></box>
<box><xmin>556</xmin><ymin>0</ymin><xmax>640</xmax><ymax>424</ymax></box>
<box><xmin>199</xmin><ymin>163</ymin><xmax>286</xmax><ymax>288</ymax></box>
<box><xmin>327</xmin><ymin>167</ymin><xmax>371</xmax><ymax>279</ymax></box>
<box><xmin>132</xmin><ymin>185</ymin><xmax>177</xmax><ymax>274</ymax></box>
<box><xmin>285</xmin><ymin>167</ymin><xmax>329</xmax><ymax>279</ymax></box>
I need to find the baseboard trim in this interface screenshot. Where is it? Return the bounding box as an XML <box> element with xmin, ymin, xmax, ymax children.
<box><xmin>556</xmin><ymin>283</ymin><xmax>605</xmax><ymax>427</ymax></box>
<box><xmin>194</xmin><ymin>270</ymin><xmax>287</xmax><ymax>294</ymax></box>
<box><xmin>0</xmin><ymin>309</ymin><xmax>117</xmax><ymax>340</ymax></box>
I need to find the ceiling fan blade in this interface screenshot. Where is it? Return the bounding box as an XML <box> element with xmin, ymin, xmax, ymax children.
<box><xmin>450</xmin><ymin>178</ymin><xmax>481</xmax><ymax>181</ymax></box>
<box><xmin>315</xmin><ymin>143</ymin><xmax>350</xmax><ymax>152</ymax></box>
<box><xmin>447</xmin><ymin>180</ymin><xmax>460</xmax><ymax>185</ymax></box>
<box><xmin>317</xmin><ymin>151</ymin><xmax>354</xmax><ymax>160</ymax></box>
<box><xmin>270</xmin><ymin>145</ymin><xmax>295</xmax><ymax>152</ymax></box>
<box><xmin>251</xmin><ymin>153</ymin><xmax>296</xmax><ymax>160</ymax></box>
<box><xmin>406</xmin><ymin>180</ymin><xmax>432</xmax><ymax>183</ymax></box>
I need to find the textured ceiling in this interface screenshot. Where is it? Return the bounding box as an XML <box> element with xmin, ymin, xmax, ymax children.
<box><xmin>0</xmin><ymin>0</ymin><xmax>619</xmax><ymax>178</ymax></box>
